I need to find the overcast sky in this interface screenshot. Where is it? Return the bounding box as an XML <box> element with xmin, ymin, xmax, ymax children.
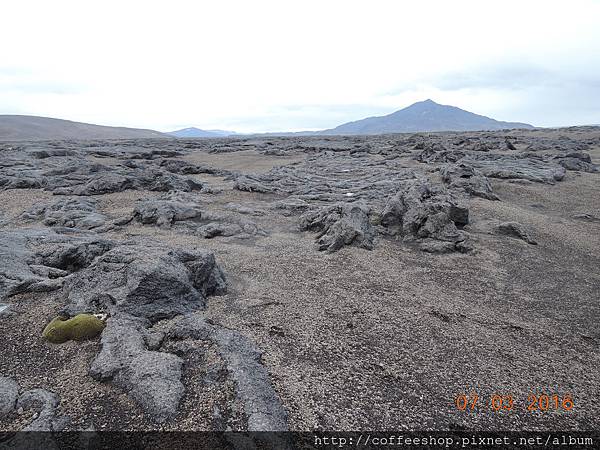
<box><xmin>1</xmin><ymin>0</ymin><xmax>599</xmax><ymax>132</ymax></box>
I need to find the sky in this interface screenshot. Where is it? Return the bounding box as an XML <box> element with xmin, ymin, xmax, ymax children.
<box><xmin>1</xmin><ymin>0</ymin><xmax>599</xmax><ymax>133</ymax></box>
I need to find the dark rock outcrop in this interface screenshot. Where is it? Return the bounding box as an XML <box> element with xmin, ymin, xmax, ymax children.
<box><xmin>381</xmin><ymin>179</ymin><xmax>471</xmax><ymax>253</ymax></box>
<box><xmin>22</xmin><ymin>197</ymin><xmax>108</xmax><ymax>230</ymax></box>
<box><xmin>17</xmin><ymin>388</ymin><xmax>69</xmax><ymax>432</ymax></box>
<box><xmin>194</xmin><ymin>219</ymin><xmax>265</xmax><ymax>239</ymax></box>
<box><xmin>554</xmin><ymin>152</ymin><xmax>598</xmax><ymax>173</ymax></box>
<box><xmin>53</xmin><ymin>168</ymin><xmax>205</xmax><ymax>196</ymax></box>
<box><xmin>234</xmin><ymin>175</ymin><xmax>274</xmax><ymax>194</ymax></box>
<box><xmin>415</xmin><ymin>142</ymin><xmax>465</xmax><ymax>163</ymax></box>
<box><xmin>89</xmin><ymin>315</ymin><xmax>184</xmax><ymax>423</ymax></box>
<box><xmin>49</xmin><ymin>239</ymin><xmax>228</xmax><ymax>422</ymax></box>
<box><xmin>440</xmin><ymin>163</ymin><xmax>500</xmax><ymax>200</ymax></box>
<box><xmin>0</xmin><ymin>230</ymin><xmax>76</xmax><ymax>300</ymax></box>
<box><xmin>61</xmin><ymin>242</ymin><xmax>226</xmax><ymax>322</ymax></box>
<box><xmin>168</xmin><ymin>315</ymin><xmax>289</xmax><ymax>431</ymax></box>
<box><xmin>0</xmin><ymin>147</ymin><xmax>206</xmax><ymax>195</ymax></box>
<box><xmin>130</xmin><ymin>193</ymin><xmax>266</xmax><ymax>239</ymax></box>
<box><xmin>0</xmin><ymin>224</ymin><xmax>227</xmax><ymax>426</ymax></box>
<box><xmin>272</xmin><ymin>198</ymin><xmax>311</xmax><ymax>216</ymax></box>
<box><xmin>459</xmin><ymin>155</ymin><xmax>566</xmax><ymax>184</ymax></box>
<box><xmin>0</xmin><ymin>377</ymin><xmax>69</xmax><ymax>450</ymax></box>
<box><xmin>299</xmin><ymin>203</ymin><xmax>375</xmax><ymax>252</ymax></box>
<box><xmin>132</xmin><ymin>192</ymin><xmax>203</xmax><ymax>228</ymax></box>
<box><xmin>0</xmin><ymin>376</ymin><xmax>19</xmax><ymax>416</ymax></box>
<box><xmin>233</xmin><ymin>153</ymin><xmax>419</xmax><ymax>204</ymax></box>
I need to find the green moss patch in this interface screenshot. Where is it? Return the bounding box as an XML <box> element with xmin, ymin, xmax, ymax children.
<box><xmin>42</xmin><ymin>314</ymin><xmax>106</xmax><ymax>344</ymax></box>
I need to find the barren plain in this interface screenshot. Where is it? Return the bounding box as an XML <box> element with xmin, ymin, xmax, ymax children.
<box><xmin>0</xmin><ymin>128</ymin><xmax>599</xmax><ymax>439</ymax></box>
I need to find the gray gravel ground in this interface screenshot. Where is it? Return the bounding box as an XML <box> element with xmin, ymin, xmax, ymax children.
<box><xmin>0</xmin><ymin>128</ymin><xmax>599</xmax><ymax>433</ymax></box>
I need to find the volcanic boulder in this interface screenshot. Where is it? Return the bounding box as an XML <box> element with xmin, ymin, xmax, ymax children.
<box><xmin>22</xmin><ymin>197</ymin><xmax>108</xmax><ymax>230</ymax></box>
<box><xmin>440</xmin><ymin>163</ymin><xmax>500</xmax><ymax>200</ymax></box>
<box><xmin>132</xmin><ymin>191</ymin><xmax>203</xmax><ymax>228</ymax></box>
<box><xmin>89</xmin><ymin>315</ymin><xmax>184</xmax><ymax>423</ymax></box>
<box><xmin>381</xmin><ymin>179</ymin><xmax>471</xmax><ymax>253</ymax></box>
<box><xmin>299</xmin><ymin>203</ymin><xmax>375</xmax><ymax>252</ymax></box>
<box><xmin>0</xmin><ymin>377</ymin><xmax>19</xmax><ymax>417</ymax></box>
<box><xmin>554</xmin><ymin>152</ymin><xmax>598</xmax><ymax>173</ymax></box>
<box><xmin>61</xmin><ymin>242</ymin><xmax>227</xmax><ymax>322</ymax></box>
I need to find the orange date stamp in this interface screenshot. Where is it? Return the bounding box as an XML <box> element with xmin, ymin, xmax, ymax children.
<box><xmin>454</xmin><ymin>393</ymin><xmax>574</xmax><ymax>412</ymax></box>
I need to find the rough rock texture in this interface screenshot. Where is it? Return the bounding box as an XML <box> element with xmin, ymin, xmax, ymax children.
<box><xmin>440</xmin><ymin>163</ymin><xmax>500</xmax><ymax>200</ymax></box>
<box><xmin>224</xmin><ymin>203</ymin><xmax>266</xmax><ymax>216</ymax></box>
<box><xmin>128</xmin><ymin>192</ymin><xmax>266</xmax><ymax>239</ymax></box>
<box><xmin>61</xmin><ymin>243</ymin><xmax>226</xmax><ymax>321</ymax></box>
<box><xmin>0</xmin><ymin>230</ymin><xmax>46</xmax><ymax>300</ymax></box>
<box><xmin>0</xmin><ymin>147</ymin><xmax>206</xmax><ymax>195</ymax></box>
<box><xmin>0</xmin><ymin>229</ymin><xmax>77</xmax><ymax>300</ymax></box>
<box><xmin>22</xmin><ymin>197</ymin><xmax>107</xmax><ymax>230</ymax></box>
<box><xmin>233</xmin><ymin>175</ymin><xmax>274</xmax><ymax>194</ymax></box>
<box><xmin>0</xmin><ymin>379</ymin><xmax>70</xmax><ymax>449</ymax></box>
<box><xmin>212</xmin><ymin>326</ymin><xmax>289</xmax><ymax>432</ymax></box>
<box><xmin>299</xmin><ymin>203</ymin><xmax>375</xmax><ymax>252</ymax></box>
<box><xmin>272</xmin><ymin>198</ymin><xmax>311</xmax><ymax>216</ymax></box>
<box><xmin>122</xmin><ymin>351</ymin><xmax>184</xmax><ymax>421</ymax></box>
<box><xmin>234</xmin><ymin>152</ymin><xmax>419</xmax><ymax>203</ymax></box>
<box><xmin>380</xmin><ymin>179</ymin><xmax>470</xmax><ymax>252</ymax></box>
<box><xmin>495</xmin><ymin>221</ymin><xmax>538</xmax><ymax>245</ymax></box>
<box><xmin>32</xmin><ymin>235</ymin><xmax>114</xmax><ymax>273</ymax></box>
<box><xmin>158</xmin><ymin>159</ymin><xmax>207</xmax><ymax>174</ymax></box>
<box><xmin>193</xmin><ymin>219</ymin><xmax>265</xmax><ymax>239</ymax></box>
<box><xmin>460</xmin><ymin>155</ymin><xmax>566</xmax><ymax>184</ymax></box>
<box><xmin>168</xmin><ymin>315</ymin><xmax>289</xmax><ymax>431</ymax></box>
<box><xmin>17</xmin><ymin>388</ymin><xmax>69</xmax><ymax>432</ymax></box>
<box><xmin>159</xmin><ymin>158</ymin><xmax>235</xmax><ymax>177</ymax></box>
<box><xmin>1</xmin><ymin>131</ymin><xmax>598</xmax><ymax>434</ymax></box>
<box><xmin>554</xmin><ymin>152</ymin><xmax>599</xmax><ymax>172</ymax></box>
<box><xmin>415</xmin><ymin>142</ymin><xmax>465</xmax><ymax>163</ymax></box>
<box><xmin>46</xmin><ymin>240</ymin><xmax>228</xmax><ymax>422</ymax></box>
<box><xmin>89</xmin><ymin>316</ymin><xmax>147</xmax><ymax>380</ymax></box>
<box><xmin>0</xmin><ymin>226</ymin><xmax>229</xmax><ymax>424</ymax></box>
<box><xmin>89</xmin><ymin>315</ymin><xmax>184</xmax><ymax>423</ymax></box>
<box><xmin>0</xmin><ymin>377</ymin><xmax>19</xmax><ymax>417</ymax></box>
<box><xmin>132</xmin><ymin>191</ymin><xmax>203</xmax><ymax>228</ymax></box>
<box><xmin>53</xmin><ymin>168</ymin><xmax>205</xmax><ymax>196</ymax></box>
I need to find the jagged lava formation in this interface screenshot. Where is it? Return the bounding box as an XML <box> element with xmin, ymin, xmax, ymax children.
<box><xmin>1</xmin><ymin>127</ymin><xmax>599</xmax><ymax>438</ymax></box>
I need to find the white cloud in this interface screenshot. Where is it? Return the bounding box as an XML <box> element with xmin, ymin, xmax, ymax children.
<box><xmin>1</xmin><ymin>0</ymin><xmax>599</xmax><ymax>131</ymax></box>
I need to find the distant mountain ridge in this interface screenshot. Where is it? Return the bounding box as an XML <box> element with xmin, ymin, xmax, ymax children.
<box><xmin>322</xmin><ymin>99</ymin><xmax>534</xmax><ymax>135</ymax></box>
<box><xmin>0</xmin><ymin>102</ymin><xmax>535</xmax><ymax>141</ymax></box>
<box><xmin>167</xmin><ymin>127</ymin><xmax>237</xmax><ymax>138</ymax></box>
<box><xmin>0</xmin><ymin>115</ymin><xmax>168</xmax><ymax>141</ymax></box>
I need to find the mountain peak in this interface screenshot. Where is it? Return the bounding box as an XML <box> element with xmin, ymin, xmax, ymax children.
<box><xmin>323</xmin><ymin>100</ymin><xmax>534</xmax><ymax>135</ymax></box>
<box><xmin>410</xmin><ymin>99</ymin><xmax>441</xmax><ymax>108</ymax></box>
<box><xmin>167</xmin><ymin>127</ymin><xmax>236</xmax><ymax>138</ymax></box>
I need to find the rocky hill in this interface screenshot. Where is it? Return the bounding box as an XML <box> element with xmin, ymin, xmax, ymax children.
<box><xmin>167</xmin><ymin>127</ymin><xmax>237</xmax><ymax>138</ymax></box>
<box><xmin>0</xmin><ymin>115</ymin><xmax>168</xmax><ymax>141</ymax></box>
<box><xmin>323</xmin><ymin>99</ymin><xmax>534</xmax><ymax>134</ymax></box>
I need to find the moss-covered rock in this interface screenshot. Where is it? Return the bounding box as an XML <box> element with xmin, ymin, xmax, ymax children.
<box><xmin>42</xmin><ymin>314</ymin><xmax>105</xmax><ymax>344</ymax></box>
